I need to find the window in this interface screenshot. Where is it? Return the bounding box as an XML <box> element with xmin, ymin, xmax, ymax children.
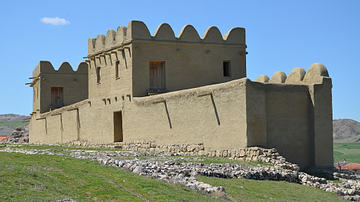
<box><xmin>223</xmin><ymin>61</ymin><xmax>231</xmax><ymax>77</ymax></box>
<box><xmin>149</xmin><ymin>61</ymin><xmax>165</xmax><ymax>91</ymax></box>
<box><xmin>115</xmin><ymin>60</ymin><xmax>120</xmax><ymax>79</ymax></box>
<box><xmin>51</xmin><ymin>87</ymin><xmax>63</xmax><ymax>107</ymax></box>
<box><xmin>96</xmin><ymin>67</ymin><xmax>101</xmax><ymax>83</ymax></box>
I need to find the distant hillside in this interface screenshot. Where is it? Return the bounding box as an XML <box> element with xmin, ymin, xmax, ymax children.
<box><xmin>333</xmin><ymin>119</ymin><xmax>360</xmax><ymax>143</ymax></box>
<box><xmin>0</xmin><ymin>114</ymin><xmax>29</xmax><ymax>136</ymax></box>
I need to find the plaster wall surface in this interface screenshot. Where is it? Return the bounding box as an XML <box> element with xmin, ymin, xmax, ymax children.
<box><xmin>88</xmin><ymin>48</ymin><xmax>132</xmax><ymax>99</ymax></box>
<box><xmin>62</xmin><ymin>110</ymin><xmax>78</xmax><ymax>143</ymax></box>
<box><xmin>124</xmin><ymin>78</ymin><xmax>248</xmax><ymax>150</ymax></box>
<box><xmin>311</xmin><ymin>78</ymin><xmax>334</xmax><ymax>167</ymax></box>
<box><xmin>245</xmin><ymin>81</ymin><xmax>267</xmax><ymax>147</ymax></box>
<box><xmin>264</xmin><ymin>84</ymin><xmax>312</xmax><ymax>168</ymax></box>
<box><xmin>131</xmin><ymin>41</ymin><xmax>246</xmax><ymax>96</ymax></box>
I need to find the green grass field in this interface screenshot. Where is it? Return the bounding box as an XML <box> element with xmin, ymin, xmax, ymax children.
<box><xmin>0</xmin><ymin>145</ymin><xmax>346</xmax><ymax>202</ymax></box>
<box><xmin>0</xmin><ymin>119</ymin><xmax>28</xmax><ymax>127</ymax></box>
<box><xmin>333</xmin><ymin>143</ymin><xmax>360</xmax><ymax>164</ymax></box>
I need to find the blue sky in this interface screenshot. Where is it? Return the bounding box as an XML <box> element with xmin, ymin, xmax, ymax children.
<box><xmin>0</xmin><ymin>0</ymin><xmax>359</xmax><ymax>122</ymax></box>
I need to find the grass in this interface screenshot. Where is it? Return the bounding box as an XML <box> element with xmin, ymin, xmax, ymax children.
<box><xmin>9</xmin><ymin>144</ymin><xmax>119</xmax><ymax>151</ymax></box>
<box><xmin>0</xmin><ymin>119</ymin><xmax>28</xmax><ymax>128</ymax></box>
<box><xmin>198</xmin><ymin>176</ymin><xmax>345</xmax><ymax>202</ymax></box>
<box><xmin>0</xmin><ymin>145</ymin><xmax>346</xmax><ymax>202</ymax></box>
<box><xmin>333</xmin><ymin>142</ymin><xmax>360</xmax><ymax>164</ymax></box>
<box><xmin>0</xmin><ymin>152</ymin><xmax>220</xmax><ymax>201</ymax></box>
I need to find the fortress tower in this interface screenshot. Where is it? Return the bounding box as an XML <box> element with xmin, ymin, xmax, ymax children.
<box><xmin>85</xmin><ymin>20</ymin><xmax>247</xmax><ymax>99</ymax></box>
<box><xmin>27</xmin><ymin>61</ymin><xmax>88</xmax><ymax>113</ymax></box>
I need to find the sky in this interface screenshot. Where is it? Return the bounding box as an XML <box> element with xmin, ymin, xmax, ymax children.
<box><xmin>0</xmin><ymin>0</ymin><xmax>359</xmax><ymax>122</ymax></box>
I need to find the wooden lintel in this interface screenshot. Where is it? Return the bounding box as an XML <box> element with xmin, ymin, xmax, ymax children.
<box><xmin>153</xmin><ymin>100</ymin><xmax>165</xmax><ymax>104</ymax></box>
<box><xmin>197</xmin><ymin>93</ymin><xmax>212</xmax><ymax>97</ymax></box>
<box><xmin>67</xmin><ymin>108</ymin><xmax>78</xmax><ymax>111</ymax></box>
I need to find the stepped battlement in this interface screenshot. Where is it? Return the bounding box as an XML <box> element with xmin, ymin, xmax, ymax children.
<box><xmin>32</xmin><ymin>61</ymin><xmax>88</xmax><ymax>78</ymax></box>
<box><xmin>88</xmin><ymin>20</ymin><xmax>246</xmax><ymax>56</ymax></box>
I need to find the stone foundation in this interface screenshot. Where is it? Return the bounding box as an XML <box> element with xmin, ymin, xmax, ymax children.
<box><xmin>67</xmin><ymin>140</ymin><xmax>300</xmax><ymax>171</ymax></box>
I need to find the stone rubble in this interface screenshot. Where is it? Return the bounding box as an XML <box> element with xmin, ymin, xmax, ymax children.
<box><xmin>66</xmin><ymin>140</ymin><xmax>301</xmax><ymax>171</ymax></box>
<box><xmin>1</xmin><ymin>126</ymin><xmax>29</xmax><ymax>143</ymax></box>
<box><xmin>1</xmin><ymin>145</ymin><xmax>360</xmax><ymax>201</ymax></box>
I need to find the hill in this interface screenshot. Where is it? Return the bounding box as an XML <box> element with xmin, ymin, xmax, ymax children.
<box><xmin>0</xmin><ymin>114</ymin><xmax>29</xmax><ymax>136</ymax></box>
<box><xmin>0</xmin><ymin>145</ymin><xmax>347</xmax><ymax>201</ymax></box>
<box><xmin>333</xmin><ymin>119</ymin><xmax>360</xmax><ymax>143</ymax></box>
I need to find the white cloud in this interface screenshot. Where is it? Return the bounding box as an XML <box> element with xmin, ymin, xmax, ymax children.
<box><xmin>40</xmin><ymin>17</ymin><xmax>70</xmax><ymax>26</ymax></box>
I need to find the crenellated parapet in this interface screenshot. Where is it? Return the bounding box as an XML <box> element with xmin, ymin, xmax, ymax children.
<box><xmin>32</xmin><ymin>61</ymin><xmax>88</xmax><ymax>78</ymax></box>
<box><xmin>87</xmin><ymin>20</ymin><xmax>246</xmax><ymax>56</ymax></box>
<box><xmin>255</xmin><ymin>63</ymin><xmax>330</xmax><ymax>85</ymax></box>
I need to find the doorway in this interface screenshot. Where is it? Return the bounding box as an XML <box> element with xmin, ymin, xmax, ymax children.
<box><xmin>113</xmin><ymin>111</ymin><xmax>123</xmax><ymax>142</ymax></box>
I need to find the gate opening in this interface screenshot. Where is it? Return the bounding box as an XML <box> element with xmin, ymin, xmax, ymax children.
<box><xmin>114</xmin><ymin>111</ymin><xmax>123</xmax><ymax>142</ymax></box>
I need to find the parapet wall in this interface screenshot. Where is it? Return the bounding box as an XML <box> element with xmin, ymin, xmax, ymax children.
<box><xmin>88</xmin><ymin>20</ymin><xmax>246</xmax><ymax>56</ymax></box>
<box><xmin>255</xmin><ymin>63</ymin><xmax>333</xmax><ymax>168</ymax></box>
<box><xmin>256</xmin><ymin>63</ymin><xmax>330</xmax><ymax>85</ymax></box>
<box><xmin>32</xmin><ymin>61</ymin><xmax>88</xmax><ymax>78</ymax></box>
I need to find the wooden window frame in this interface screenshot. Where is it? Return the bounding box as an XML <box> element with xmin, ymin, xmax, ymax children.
<box><xmin>149</xmin><ymin>61</ymin><xmax>165</xmax><ymax>91</ymax></box>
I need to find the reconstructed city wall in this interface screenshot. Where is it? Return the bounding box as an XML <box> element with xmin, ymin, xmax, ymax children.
<box><xmin>29</xmin><ymin>63</ymin><xmax>333</xmax><ymax>169</ymax></box>
<box><xmin>28</xmin><ymin>19</ymin><xmax>333</xmax><ymax>170</ymax></box>
<box><xmin>30</xmin><ymin>78</ymin><xmax>248</xmax><ymax>149</ymax></box>
<box><xmin>124</xmin><ymin>78</ymin><xmax>248</xmax><ymax>150</ymax></box>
